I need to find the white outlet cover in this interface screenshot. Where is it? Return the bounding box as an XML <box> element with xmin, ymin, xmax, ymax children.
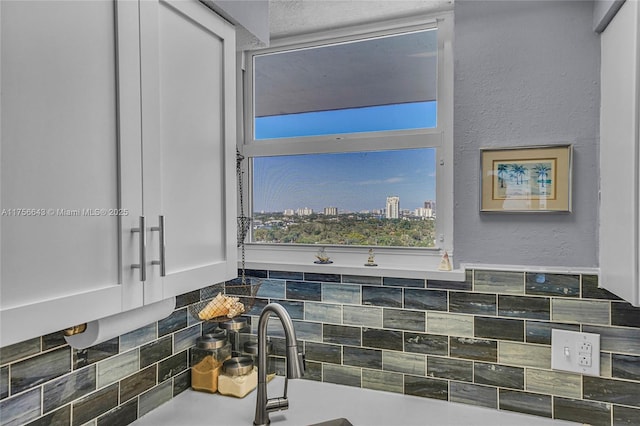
<box><xmin>551</xmin><ymin>329</ymin><xmax>600</xmax><ymax>376</ymax></box>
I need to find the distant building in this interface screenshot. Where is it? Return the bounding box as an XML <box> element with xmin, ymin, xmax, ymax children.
<box><xmin>424</xmin><ymin>200</ymin><xmax>436</xmax><ymax>216</ymax></box>
<box><xmin>283</xmin><ymin>209</ymin><xmax>295</xmax><ymax>216</ymax></box>
<box><xmin>415</xmin><ymin>207</ymin><xmax>434</xmax><ymax>218</ymax></box>
<box><xmin>297</xmin><ymin>207</ymin><xmax>314</xmax><ymax>216</ymax></box>
<box><xmin>324</xmin><ymin>207</ymin><xmax>338</xmax><ymax>216</ymax></box>
<box><xmin>386</xmin><ymin>196</ymin><xmax>400</xmax><ymax>219</ymax></box>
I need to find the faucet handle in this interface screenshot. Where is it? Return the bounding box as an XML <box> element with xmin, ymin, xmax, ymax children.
<box><xmin>298</xmin><ymin>352</ymin><xmax>306</xmax><ymax>372</ymax></box>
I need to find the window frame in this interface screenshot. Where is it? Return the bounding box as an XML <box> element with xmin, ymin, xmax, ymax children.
<box><xmin>239</xmin><ymin>13</ymin><xmax>455</xmax><ymax>277</ymax></box>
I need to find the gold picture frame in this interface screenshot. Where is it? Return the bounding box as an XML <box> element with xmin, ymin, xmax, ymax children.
<box><xmin>480</xmin><ymin>145</ymin><xmax>572</xmax><ymax>212</ymax></box>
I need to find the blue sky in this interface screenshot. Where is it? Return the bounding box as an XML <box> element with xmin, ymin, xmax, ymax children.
<box><xmin>252</xmin><ymin>102</ymin><xmax>437</xmax><ymax>213</ymax></box>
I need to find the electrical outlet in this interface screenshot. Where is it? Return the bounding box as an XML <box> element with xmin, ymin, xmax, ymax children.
<box><xmin>551</xmin><ymin>329</ymin><xmax>600</xmax><ymax>376</ymax></box>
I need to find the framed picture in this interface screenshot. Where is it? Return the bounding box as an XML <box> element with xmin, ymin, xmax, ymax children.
<box><xmin>480</xmin><ymin>145</ymin><xmax>572</xmax><ymax>212</ymax></box>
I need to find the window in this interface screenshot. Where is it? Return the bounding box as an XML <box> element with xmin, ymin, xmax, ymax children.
<box><xmin>241</xmin><ymin>16</ymin><xmax>453</xmax><ymax>266</ymax></box>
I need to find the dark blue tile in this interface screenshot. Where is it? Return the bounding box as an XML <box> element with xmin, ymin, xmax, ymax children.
<box><xmin>362</xmin><ymin>286</ymin><xmax>402</xmax><ymax>308</ymax></box>
<box><xmin>612</xmin><ymin>354</ymin><xmax>640</xmax><ymax>381</ymax></box>
<box><xmin>173</xmin><ymin>369</ymin><xmax>191</xmax><ymax>396</ymax></box>
<box><xmin>343</xmin><ymin>346</ymin><xmax>382</xmax><ymax>369</ymax></box>
<box><xmin>42</xmin><ymin>332</ymin><xmax>67</xmax><ymax>351</ymax></box>
<box><xmin>343</xmin><ymin>275</ymin><xmax>381</xmax><ymax>285</ymax></box>
<box><xmin>404</xmin><ymin>332</ymin><xmax>448</xmax><ymax>356</ymax></box>
<box><xmin>0</xmin><ymin>366</ymin><xmax>8</xmax><ymax>400</ymax></box>
<box><xmin>43</xmin><ymin>365</ymin><xmax>96</xmax><ymax>413</ymax></box>
<box><xmin>582</xmin><ymin>274</ymin><xmax>621</xmax><ymax>301</ymax></box>
<box><xmin>362</xmin><ymin>328</ymin><xmax>403</xmax><ymax>351</ymax></box>
<box><xmin>158</xmin><ymin>308</ymin><xmax>187</xmax><ymax>337</ymax></box>
<box><xmin>404</xmin><ymin>375</ymin><xmax>448</xmax><ymax>400</ymax></box>
<box><xmin>140</xmin><ymin>336</ymin><xmax>172</xmax><ymax>369</ymax></box>
<box><xmin>612</xmin><ymin>302</ymin><xmax>640</xmax><ymax>328</ymax></box>
<box><xmin>404</xmin><ymin>288</ymin><xmax>447</xmax><ymax>311</ymax></box>
<box><xmin>272</xmin><ymin>300</ymin><xmax>305</xmax><ymax>319</ymax></box>
<box><xmin>614</xmin><ymin>405</ymin><xmax>640</xmax><ymax>426</ymax></box>
<box><xmin>449</xmin><ymin>292</ymin><xmax>496</xmax><ymax>315</ymax></box>
<box><xmin>175</xmin><ymin>290</ymin><xmax>200</xmax><ymax>308</ymax></box>
<box><xmin>474</xmin><ymin>362</ymin><xmax>524</xmax><ymax>389</ymax></box>
<box><xmin>304</xmin><ymin>272</ymin><xmax>341</xmax><ymax>283</ymax></box>
<box><xmin>499</xmin><ymin>389</ymin><xmax>551</xmax><ymax>418</ymax></box>
<box><xmin>554</xmin><ymin>397</ymin><xmax>610</xmax><ymax>425</ymax></box>
<box><xmin>72</xmin><ymin>383</ymin><xmax>119</xmax><ymax>426</ymax></box>
<box><xmin>383</xmin><ymin>277</ymin><xmax>425</xmax><ymax>288</ymax></box>
<box><xmin>525</xmin><ymin>321</ymin><xmax>579</xmax><ymax>345</ymax></box>
<box><xmin>269</xmin><ymin>270</ymin><xmax>303</xmax><ymax>280</ymax></box>
<box><xmin>286</xmin><ymin>280</ymin><xmax>322</xmax><ymax>301</ymax></box>
<box><xmin>0</xmin><ymin>338</ymin><xmax>41</xmax><ymax>365</ymax></box>
<box><xmin>323</xmin><ymin>325</ymin><xmax>361</xmax><ymax>346</ymax></box>
<box><xmin>450</xmin><ymin>337</ymin><xmax>497</xmax><ymax>362</ymax></box>
<box><xmin>450</xmin><ymin>382</ymin><xmax>497</xmax><ymax>409</ymax></box>
<box><xmin>12</xmin><ymin>347</ymin><xmax>71</xmax><ymax>394</ymax></box>
<box><xmin>427</xmin><ymin>278</ymin><xmax>471</xmax><ymax>291</ymax></box>
<box><xmin>97</xmin><ymin>398</ymin><xmax>138</xmax><ymax>426</ymax></box>
<box><xmin>498</xmin><ymin>295</ymin><xmax>550</xmax><ymax>320</ymax></box>
<box><xmin>120</xmin><ymin>366</ymin><xmax>156</xmax><ymax>403</ymax></box>
<box><xmin>27</xmin><ymin>405</ymin><xmax>71</xmax><ymax>426</ymax></box>
<box><xmin>243</xmin><ymin>269</ymin><xmax>268</xmax><ymax>278</ymax></box>
<box><xmin>584</xmin><ymin>376</ymin><xmax>640</xmax><ymax>407</ymax></box>
<box><xmin>525</xmin><ymin>273</ymin><xmax>580</xmax><ymax>297</ymax></box>
<box><xmin>0</xmin><ymin>388</ymin><xmax>41</xmax><ymax>425</ymax></box>
<box><xmin>158</xmin><ymin>351</ymin><xmax>188</xmax><ymax>383</ymax></box>
<box><xmin>427</xmin><ymin>356</ymin><xmax>473</xmax><ymax>382</ymax></box>
<box><xmin>304</xmin><ymin>342</ymin><xmax>341</xmax><ymax>364</ymax></box>
<box><xmin>474</xmin><ymin>317</ymin><xmax>524</xmax><ymax>342</ymax></box>
<box><xmin>74</xmin><ymin>338</ymin><xmax>118</xmax><ymax>370</ymax></box>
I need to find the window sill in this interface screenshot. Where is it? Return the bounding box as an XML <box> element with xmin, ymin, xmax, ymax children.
<box><xmin>239</xmin><ymin>244</ymin><xmax>466</xmax><ymax>281</ymax></box>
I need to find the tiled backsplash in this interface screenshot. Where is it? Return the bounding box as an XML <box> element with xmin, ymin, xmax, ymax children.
<box><xmin>2</xmin><ymin>268</ymin><xmax>640</xmax><ymax>426</ymax></box>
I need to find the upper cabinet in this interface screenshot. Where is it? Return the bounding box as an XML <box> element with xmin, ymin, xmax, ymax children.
<box><xmin>0</xmin><ymin>0</ymin><xmax>237</xmax><ymax>347</ymax></box>
<box><xmin>138</xmin><ymin>0</ymin><xmax>238</xmax><ymax>302</ymax></box>
<box><xmin>599</xmin><ymin>0</ymin><xmax>640</xmax><ymax>305</ymax></box>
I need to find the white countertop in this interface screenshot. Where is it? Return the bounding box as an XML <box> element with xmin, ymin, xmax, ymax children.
<box><xmin>133</xmin><ymin>378</ymin><xmax>578</xmax><ymax>426</ymax></box>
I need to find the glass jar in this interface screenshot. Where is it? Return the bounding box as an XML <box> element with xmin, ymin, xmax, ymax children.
<box><xmin>243</xmin><ymin>340</ymin><xmax>275</xmax><ymax>376</ymax></box>
<box><xmin>191</xmin><ymin>335</ymin><xmax>232</xmax><ymax>393</ymax></box>
<box><xmin>218</xmin><ymin>356</ymin><xmax>257</xmax><ymax>398</ymax></box>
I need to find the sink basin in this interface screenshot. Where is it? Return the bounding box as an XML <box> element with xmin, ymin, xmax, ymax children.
<box><xmin>309</xmin><ymin>419</ymin><xmax>353</xmax><ymax>426</ymax></box>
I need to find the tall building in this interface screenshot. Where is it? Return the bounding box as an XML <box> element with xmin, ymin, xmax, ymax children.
<box><xmin>424</xmin><ymin>200</ymin><xmax>436</xmax><ymax>216</ymax></box>
<box><xmin>283</xmin><ymin>209</ymin><xmax>295</xmax><ymax>216</ymax></box>
<box><xmin>297</xmin><ymin>207</ymin><xmax>313</xmax><ymax>216</ymax></box>
<box><xmin>324</xmin><ymin>207</ymin><xmax>338</xmax><ymax>216</ymax></box>
<box><xmin>386</xmin><ymin>196</ymin><xmax>400</xmax><ymax>219</ymax></box>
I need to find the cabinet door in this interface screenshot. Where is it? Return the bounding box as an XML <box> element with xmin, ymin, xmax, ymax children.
<box><xmin>599</xmin><ymin>0</ymin><xmax>640</xmax><ymax>305</ymax></box>
<box><xmin>139</xmin><ymin>0</ymin><xmax>237</xmax><ymax>302</ymax></box>
<box><xmin>0</xmin><ymin>0</ymin><xmax>143</xmax><ymax>347</ymax></box>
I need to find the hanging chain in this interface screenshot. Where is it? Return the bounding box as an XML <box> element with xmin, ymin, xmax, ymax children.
<box><xmin>237</xmin><ymin>149</ymin><xmax>248</xmax><ymax>285</ymax></box>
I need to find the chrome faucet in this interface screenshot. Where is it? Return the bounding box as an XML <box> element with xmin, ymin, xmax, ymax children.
<box><xmin>254</xmin><ymin>303</ymin><xmax>305</xmax><ymax>426</ymax></box>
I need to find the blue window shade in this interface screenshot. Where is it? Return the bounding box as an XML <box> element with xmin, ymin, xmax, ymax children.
<box><xmin>255</xmin><ymin>101</ymin><xmax>437</xmax><ymax>140</ymax></box>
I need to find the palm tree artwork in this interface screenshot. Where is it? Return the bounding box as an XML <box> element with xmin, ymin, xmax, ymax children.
<box><xmin>510</xmin><ymin>164</ymin><xmax>527</xmax><ymax>184</ymax></box>
<box><xmin>497</xmin><ymin>163</ymin><xmax>509</xmax><ymax>188</ymax></box>
<box><xmin>532</xmin><ymin>163</ymin><xmax>551</xmax><ymax>188</ymax></box>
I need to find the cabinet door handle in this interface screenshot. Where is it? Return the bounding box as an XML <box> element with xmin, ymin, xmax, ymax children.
<box><xmin>151</xmin><ymin>215</ymin><xmax>166</xmax><ymax>277</ymax></box>
<box><xmin>131</xmin><ymin>216</ymin><xmax>147</xmax><ymax>282</ymax></box>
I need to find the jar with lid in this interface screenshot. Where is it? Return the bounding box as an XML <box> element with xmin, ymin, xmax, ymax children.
<box><xmin>243</xmin><ymin>340</ymin><xmax>275</xmax><ymax>376</ymax></box>
<box><xmin>191</xmin><ymin>335</ymin><xmax>232</xmax><ymax>393</ymax></box>
<box><xmin>218</xmin><ymin>356</ymin><xmax>257</xmax><ymax>398</ymax></box>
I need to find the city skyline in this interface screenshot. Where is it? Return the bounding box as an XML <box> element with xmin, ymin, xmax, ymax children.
<box><xmin>252</xmin><ymin>100</ymin><xmax>438</xmax><ymax>214</ymax></box>
<box><xmin>253</xmin><ymin>149</ymin><xmax>437</xmax><ymax>213</ymax></box>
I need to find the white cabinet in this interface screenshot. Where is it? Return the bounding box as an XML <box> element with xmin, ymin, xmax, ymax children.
<box><xmin>599</xmin><ymin>0</ymin><xmax>640</xmax><ymax>305</ymax></box>
<box><xmin>139</xmin><ymin>0</ymin><xmax>237</xmax><ymax>303</ymax></box>
<box><xmin>0</xmin><ymin>0</ymin><xmax>237</xmax><ymax>347</ymax></box>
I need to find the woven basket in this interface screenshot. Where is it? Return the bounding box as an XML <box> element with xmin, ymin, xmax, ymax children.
<box><xmin>188</xmin><ymin>278</ymin><xmax>262</xmax><ymax>323</ymax></box>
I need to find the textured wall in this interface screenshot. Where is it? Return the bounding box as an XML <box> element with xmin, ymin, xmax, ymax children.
<box><xmin>453</xmin><ymin>0</ymin><xmax>601</xmax><ymax>268</ymax></box>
